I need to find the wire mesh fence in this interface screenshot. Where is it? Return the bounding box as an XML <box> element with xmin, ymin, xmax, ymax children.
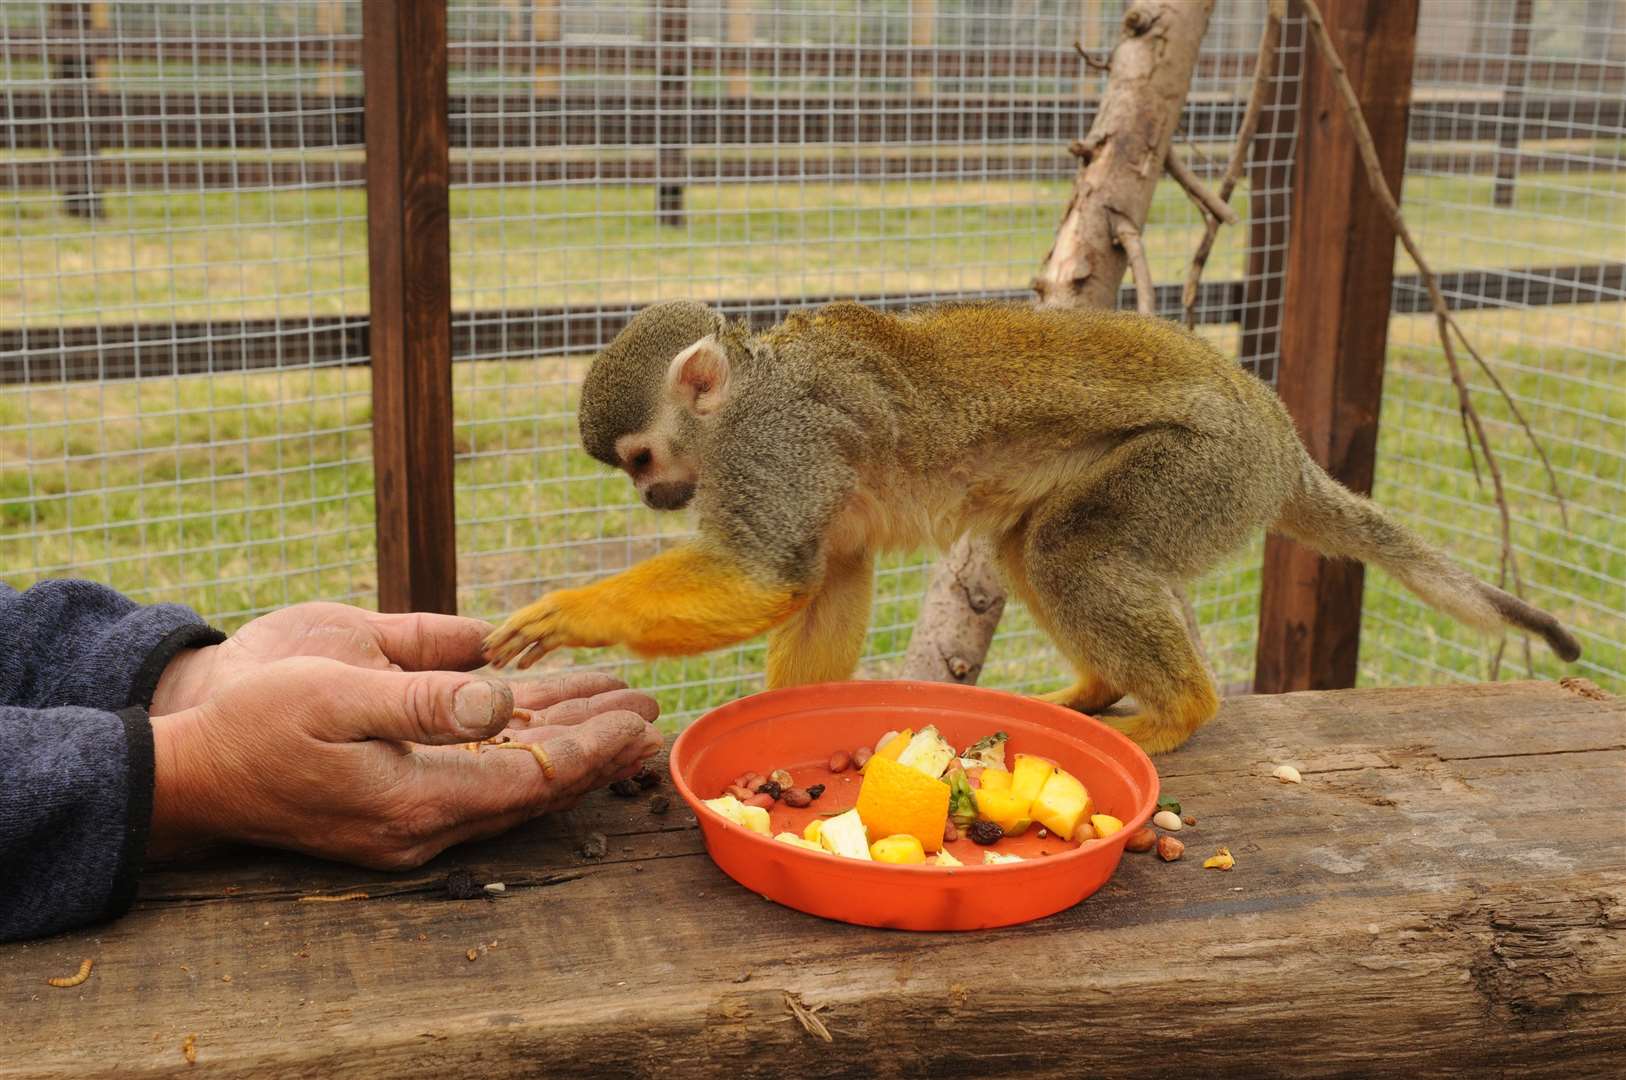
<box><xmin>1</xmin><ymin>1</ymin><xmax>1619</xmax><ymax>729</ymax></box>
<box><xmin>1367</xmin><ymin>0</ymin><xmax>1625</xmax><ymax>689</ymax></box>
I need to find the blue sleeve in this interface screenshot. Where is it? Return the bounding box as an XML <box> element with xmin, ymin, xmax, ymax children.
<box><xmin>0</xmin><ymin>580</ymin><xmax>225</xmax><ymax>942</ymax></box>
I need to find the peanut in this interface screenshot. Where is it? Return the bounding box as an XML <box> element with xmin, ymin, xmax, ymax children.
<box><xmin>1156</xmin><ymin>836</ymin><xmax>1185</xmax><ymax>862</ymax></box>
<box><xmin>780</xmin><ymin>787</ymin><xmax>813</xmax><ymax>808</ymax></box>
<box><xmin>742</xmin><ymin>773</ymin><xmax>767</xmax><ymax>791</ymax></box>
<box><xmin>1125</xmin><ymin>827</ymin><xmax>1157</xmax><ymax>852</ymax></box>
<box><xmin>827</xmin><ymin>750</ymin><xmax>853</xmax><ymax>773</ymax></box>
<box><xmin>943</xmin><ymin>819</ymin><xmax>960</xmax><ymax>844</ymax></box>
<box><xmin>851</xmin><ymin>746</ymin><xmax>873</xmax><ymax>770</ymax></box>
<box><xmin>1152</xmin><ymin>810</ymin><xmax>1183</xmax><ymax>832</ymax></box>
<box><xmin>769</xmin><ymin>769</ymin><xmax>795</xmax><ymax>789</ymax></box>
<box><xmin>743</xmin><ymin>793</ymin><xmax>776</xmax><ymax>810</ymax></box>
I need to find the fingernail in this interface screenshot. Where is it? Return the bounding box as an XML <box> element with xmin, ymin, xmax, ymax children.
<box><xmin>452</xmin><ymin>679</ymin><xmax>511</xmax><ymax>738</ymax></box>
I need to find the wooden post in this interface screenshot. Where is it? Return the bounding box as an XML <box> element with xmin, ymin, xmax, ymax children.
<box><xmin>363</xmin><ymin>0</ymin><xmax>458</xmax><ymax>615</ymax></box>
<box><xmin>911</xmin><ymin>0</ymin><xmax>935</xmax><ymax>98</ymax></box>
<box><xmin>725</xmin><ymin>0</ymin><xmax>753</xmax><ymax>98</ymax></box>
<box><xmin>656</xmin><ymin>0</ymin><xmax>688</xmax><ymax>227</ymax></box>
<box><xmin>48</xmin><ymin>2</ymin><xmax>104</xmax><ymax>219</ymax></box>
<box><xmin>533</xmin><ymin>0</ymin><xmax>560</xmax><ymax>99</ymax></box>
<box><xmin>316</xmin><ymin>0</ymin><xmax>345</xmax><ymax>97</ymax></box>
<box><xmin>1493</xmin><ymin>0</ymin><xmax>1533</xmax><ymax>208</ymax></box>
<box><xmin>1238</xmin><ymin>11</ymin><xmax>1304</xmax><ymax>385</ymax></box>
<box><xmin>1253</xmin><ymin>0</ymin><xmax>1420</xmax><ymax>693</ymax></box>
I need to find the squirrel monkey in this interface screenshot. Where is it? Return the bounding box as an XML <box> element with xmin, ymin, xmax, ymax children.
<box><xmin>483</xmin><ymin>301</ymin><xmax>1581</xmax><ymax>753</ymax></box>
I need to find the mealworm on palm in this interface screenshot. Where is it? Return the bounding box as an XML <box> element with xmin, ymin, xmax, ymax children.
<box><xmin>493</xmin><ymin>741</ymin><xmax>556</xmax><ymax>779</ymax></box>
<box><xmin>46</xmin><ymin>958</ymin><xmax>94</xmax><ymax>988</ymax></box>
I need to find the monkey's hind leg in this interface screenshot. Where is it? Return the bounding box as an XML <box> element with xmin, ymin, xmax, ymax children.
<box><xmin>764</xmin><ymin>550</ymin><xmax>874</xmax><ymax>689</ymax></box>
<box><xmin>996</xmin><ymin>533</ymin><xmax>1124</xmax><ymax>714</ymax></box>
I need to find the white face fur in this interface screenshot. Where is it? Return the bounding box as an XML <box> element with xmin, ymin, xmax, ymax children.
<box><xmin>611</xmin><ymin>334</ymin><xmax>730</xmax><ymax>512</ymax></box>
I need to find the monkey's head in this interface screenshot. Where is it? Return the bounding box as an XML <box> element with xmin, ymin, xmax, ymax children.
<box><xmin>578</xmin><ymin>301</ymin><xmax>743</xmax><ymax>512</ymax></box>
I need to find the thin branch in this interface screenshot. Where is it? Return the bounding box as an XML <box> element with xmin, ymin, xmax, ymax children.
<box><xmin>1072</xmin><ymin>39</ymin><xmax>1111</xmax><ymax>72</ymax></box>
<box><xmin>1110</xmin><ymin>208</ymin><xmax>1155</xmax><ymax>316</ymax></box>
<box><xmin>1300</xmin><ymin>0</ymin><xmax>1562</xmax><ymax>676</ymax></box>
<box><xmin>1182</xmin><ymin>0</ymin><xmax>1284</xmax><ymax>326</ymax></box>
<box><xmin>1165</xmin><ymin>146</ymin><xmax>1238</xmax><ymax>225</ymax></box>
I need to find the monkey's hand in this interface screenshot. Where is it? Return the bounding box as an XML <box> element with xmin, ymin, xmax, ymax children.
<box><xmin>482</xmin><ymin>545</ymin><xmax>808</xmax><ymax>670</ymax></box>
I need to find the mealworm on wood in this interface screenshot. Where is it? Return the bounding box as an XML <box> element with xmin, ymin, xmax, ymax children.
<box><xmin>296</xmin><ymin>891</ymin><xmax>369</xmax><ymax>903</ymax></box>
<box><xmin>45</xmin><ymin>958</ymin><xmax>94</xmax><ymax>988</ymax></box>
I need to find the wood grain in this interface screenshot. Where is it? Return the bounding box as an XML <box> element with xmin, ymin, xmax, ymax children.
<box><xmin>4</xmin><ymin>681</ymin><xmax>1621</xmax><ymax>1077</ymax></box>
<box><xmin>363</xmin><ymin>0</ymin><xmax>456</xmax><ymax>615</ymax></box>
<box><xmin>1254</xmin><ymin>0</ymin><xmax>1420</xmax><ymax>694</ymax></box>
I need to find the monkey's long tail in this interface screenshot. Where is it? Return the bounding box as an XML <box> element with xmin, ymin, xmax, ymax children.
<box><xmin>1272</xmin><ymin>454</ymin><xmax>1581</xmax><ymax>663</ymax></box>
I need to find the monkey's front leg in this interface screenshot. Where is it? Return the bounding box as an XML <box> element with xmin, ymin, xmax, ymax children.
<box><xmin>482</xmin><ymin>545</ymin><xmax>808</xmax><ymax>669</ymax></box>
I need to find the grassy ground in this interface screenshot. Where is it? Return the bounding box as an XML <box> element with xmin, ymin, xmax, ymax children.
<box><xmin>3</xmin><ymin>169</ymin><xmax>1621</xmax><ymax>726</ymax></box>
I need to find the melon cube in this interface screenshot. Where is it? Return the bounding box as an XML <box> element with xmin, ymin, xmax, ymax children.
<box><xmin>972</xmin><ymin>787</ymin><xmax>1033</xmax><ymax>836</ymax></box>
<box><xmin>1010</xmin><ymin>753</ymin><xmax>1057</xmax><ymax>806</ymax></box>
<box><xmin>1030</xmin><ymin>768</ymin><xmax>1094</xmax><ymax>840</ymax></box>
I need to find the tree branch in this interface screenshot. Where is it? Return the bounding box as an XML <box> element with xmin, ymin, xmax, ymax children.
<box><xmin>1299</xmin><ymin>0</ymin><xmax>1567</xmax><ymax>677</ymax></box>
<box><xmin>1110</xmin><ymin>208</ymin><xmax>1156</xmax><ymax>316</ymax></box>
<box><xmin>1165</xmin><ymin>146</ymin><xmax>1239</xmax><ymax>225</ymax></box>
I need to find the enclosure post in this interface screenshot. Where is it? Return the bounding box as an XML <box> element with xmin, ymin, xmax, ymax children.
<box><xmin>911</xmin><ymin>0</ymin><xmax>936</xmax><ymax>98</ymax></box>
<box><xmin>656</xmin><ymin>1</ymin><xmax>689</xmax><ymax>227</ymax></box>
<box><xmin>48</xmin><ymin>2</ymin><xmax>105</xmax><ymax>219</ymax></box>
<box><xmin>533</xmin><ymin>0</ymin><xmax>560</xmax><ymax>99</ymax></box>
<box><xmin>363</xmin><ymin>0</ymin><xmax>458</xmax><ymax>615</ymax></box>
<box><xmin>1493</xmin><ymin>0</ymin><xmax>1533</xmax><ymax>208</ymax></box>
<box><xmin>1238</xmin><ymin>11</ymin><xmax>1304</xmax><ymax>385</ymax></box>
<box><xmin>1253</xmin><ymin>0</ymin><xmax>1420</xmax><ymax>693</ymax></box>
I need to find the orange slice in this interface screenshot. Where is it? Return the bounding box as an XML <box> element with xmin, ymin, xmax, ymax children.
<box><xmin>855</xmin><ymin>755</ymin><xmax>950</xmax><ymax>852</ymax></box>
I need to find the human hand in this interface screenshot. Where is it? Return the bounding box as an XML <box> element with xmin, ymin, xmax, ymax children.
<box><xmin>151</xmin><ymin>602</ymin><xmax>512</xmax><ymax>716</ymax></box>
<box><xmin>148</xmin><ymin>659</ymin><xmax>663</xmax><ymax>868</ymax></box>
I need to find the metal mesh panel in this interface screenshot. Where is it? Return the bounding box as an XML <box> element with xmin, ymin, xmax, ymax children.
<box><xmin>1</xmin><ymin>1</ymin><xmax>373</xmax><ymax>626</ymax></box>
<box><xmin>1364</xmin><ymin>0</ymin><xmax>1624</xmax><ymax>690</ymax></box>
<box><xmin>447</xmin><ymin>0</ymin><xmax>1301</xmax><ymax>725</ymax></box>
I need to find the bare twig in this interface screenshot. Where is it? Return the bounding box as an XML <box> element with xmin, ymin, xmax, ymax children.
<box><xmin>784</xmin><ymin>992</ymin><xmax>834</xmax><ymax>1043</ymax></box>
<box><xmin>1109</xmin><ymin>209</ymin><xmax>1155</xmax><ymax>316</ymax></box>
<box><xmin>1165</xmin><ymin>147</ymin><xmax>1238</xmax><ymax>225</ymax></box>
<box><xmin>1072</xmin><ymin>40</ymin><xmax>1111</xmax><ymax>72</ymax></box>
<box><xmin>1299</xmin><ymin>0</ymin><xmax>1565</xmax><ymax>677</ymax></box>
<box><xmin>1182</xmin><ymin>0</ymin><xmax>1284</xmax><ymax>326</ymax></box>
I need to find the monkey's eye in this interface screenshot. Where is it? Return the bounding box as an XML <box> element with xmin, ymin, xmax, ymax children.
<box><xmin>628</xmin><ymin>448</ymin><xmax>653</xmax><ymax>471</ymax></box>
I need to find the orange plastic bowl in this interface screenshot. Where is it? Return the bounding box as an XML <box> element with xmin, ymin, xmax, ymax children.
<box><xmin>669</xmin><ymin>680</ymin><xmax>1159</xmax><ymax>931</ymax></box>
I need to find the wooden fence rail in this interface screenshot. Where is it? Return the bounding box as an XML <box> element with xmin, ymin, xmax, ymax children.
<box><xmin>4</xmin><ymin>262</ymin><xmax>1619</xmax><ymax>386</ymax></box>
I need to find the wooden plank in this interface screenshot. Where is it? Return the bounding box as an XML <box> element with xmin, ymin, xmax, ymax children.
<box><xmin>1238</xmin><ymin>8</ymin><xmax>1304</xmax><ymax>384</ymax></box>
<box><xmin>1493</xmin><ymin>0</ymin><xmax>1534</xmax><ymax>208</ymax></box>
<box><xmin>2</xmin><ymin>682</ymin><xmax>1621</xmax><ymax>1077</ymax></box>
<box><xmin>8</xmin><ymin>89</ymin><xmax>1618</xmax><ymax>152</ymax></box>
<box><xmin>655</xmin><ymin>1</ymin><xmax>688</xmax><ymax>228</ymax></box>
<box><xmin>362</xmin><ymin>0</ymin><xmax>456</xmax><ymax>615</ymax></box>
<box><xmin>1254</xmin><ymin>0</ymin><xmax>1421</xmax><ymax>694</ymax></box>
<box><xmin>2</xmin><ymin>31</ymin><xmax>1620</xmax><ymax>86</ymax></box>
<box><xmin>5</xmin><ymin>262</ymin><xmax>1620</xmax><ymax>385</ymax></box>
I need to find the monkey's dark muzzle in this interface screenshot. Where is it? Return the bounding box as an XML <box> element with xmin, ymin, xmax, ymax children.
<box><xmin>643</xmin><ymin>481</ymin><xmax>696</xmax><ymax>511</ymax></box>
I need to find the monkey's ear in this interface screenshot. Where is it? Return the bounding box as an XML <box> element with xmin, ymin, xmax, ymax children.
<box><xmin>666</xmin><ymin>335</ymin><xmax>731</xmax><ymax>417</ymax></box>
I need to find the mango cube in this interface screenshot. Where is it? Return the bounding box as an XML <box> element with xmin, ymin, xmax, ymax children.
<box><xmin>972</xmin><ymin>786</ymin><xmax>1033</xmax><ymax>836</ymax></box>
<box><xmin>703</xmin><ymin>795</ymin><xmax>747</xmax><ymax>825</ymax></box>
<box><xmin>739</xmin><ymin>805</ymin><xmax>771</xmax><ymax>835</ymax></box>
<box><xmin>977</xmin><ymin>767</ymin><xmax>1013</xmax><ymax>793</ymax></box>
<box><xmin>802</xmin><ymin>818</ymin><xmax>823</xmax><ymax>844</ymax></box>
<box><xmin>774</xmin><ymin>832</ymin><xmax>824</xmax><ymax>852</ymax></box>
<box><xmin>1010</xmin><ymin>753</ymin><xmax>1057</xmax><ymax>806</ymax></box>
<box><xmin>1030</xmin><ymin>768</ymin><xmax>1093</xmax><ymax>840</ymax></box>
<box><xmin>870</xmin><ymin>834</ymin><xmax>927</xmax><ymax>864</ymax></box>
<box><xmin>1088</xmin><ymin>813</ymin><xmax>1125</xmax><ymax>840</ymax></box>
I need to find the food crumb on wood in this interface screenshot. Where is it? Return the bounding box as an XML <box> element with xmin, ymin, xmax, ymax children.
<box><xmin>1157</xmin><ymin>835</ymin><xmax>1185</xmax><ymax>862</ymax></box>
<box><xmin>1182</xmin><ymin>814</ymin><xmax>1197</xmax><ymax>826</ymax></box>
<box><xmin>45</xmin><ymin>958</ymin><xmax>93</xmax><ymax>988</ymax></box>
<box><xmin>1272</xmin><ymin>764</ymin><xmax>1303</xmax><ymax>784</ymax></box>
<box><xmin>482</xmin><ymin>882</ymin><xmax>507</xmax><ymax>895</ymax></box>
<box><xmin>465</xmin><ymin>948</ymin><xmax>479</xmax><ymax>962</ymax></box>
<box><xmin>220</xmin><ymin>974</ymin><xmax>232</xmax><ymax>983</ymax></box>
<box><xmin>579</xmin><ymin>832</ymin><xmax>609</xmax><ymax>860</ymax></box>
<box><xmin>181</xmin><ymin>1034</ymin><xmax>198</xmax><ymax>1065</ymax></box>
<box><xmin>1202</xmin><ymin>847</ymin><xmax>1235</xmax><ymax>870</ymax></box>
<box><xmin>648</xmin><ymin>793</ymin><xmax>671</xmax><ymax>815</ymax></box>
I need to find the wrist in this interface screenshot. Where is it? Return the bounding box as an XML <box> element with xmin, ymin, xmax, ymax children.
<box><xmin>150</xmin><ymin>643</ymin><xmax>220</xmax><ymax>716</ymax></box>
<box><xmin>148</xmin><ymin>708</ymin><xmax>218</xmax><ymax>860</ymax></box>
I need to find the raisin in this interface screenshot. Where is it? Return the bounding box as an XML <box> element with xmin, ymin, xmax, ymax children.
<box><xmin>608</xmin><ymin>778</ymin><xmax>642</xmax><ymax>797</ymax></box>
<box><xmin>806</xmin><ymin>784</ymin><xmax>826</xmax><ymax>800</ymax></box>
<box><xmin>968</xmin><ymin>821</ymin><xmax>1004</xmax><ymax>845</ymax></box>
<box><xmin>754</xmin><ymin>780</ymin><xmax>782</xmax><ymax>800</ymax></box>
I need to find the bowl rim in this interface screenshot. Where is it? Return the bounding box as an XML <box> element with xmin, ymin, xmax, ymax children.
<box><xmin>669</xmin><ymin>678</ymin><xmax>1161</xmax><ymax>875</ymax></box>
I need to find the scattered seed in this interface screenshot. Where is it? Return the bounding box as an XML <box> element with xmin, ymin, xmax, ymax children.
<box><xmin>220</xmin><ymin>974</ymin><xmax>232</xmax><ymax>983</ymax></box>
<box><xmin>483</xmin><ymin>882</ymin><xmax>507</xmax><ymax>895</ymax></box>
<box><xmin>1152</xmin><ymin>810</ymin><xmax>1183</xmax><ymax>831</ymax></box>
<box><xmin>1156</xmin><ymin>836</ymin><xmax>1185</xmax><ymax>862</ymax></box>
<box><xmin>827</xmin><ymin>751</ymin><xmax>852</xmax><ymax>773</ymax></box>
<box><xmin>45</xmin><ymin>958</ymin><xmax>93</xmax><ymax>988</ymax></box>
<box><xmin>648</xmin><ymin>793</ymin><xmax>671</xmax><ymax>815</ymax></box>
<box><xmin>465</xmin><ymin>948</ymin><xmax>479</xmax><ymax>962</ymax></box>
<box><xmin>1124</xmin><ymin>827</ymin><xmax>1157</xmax><ymax>853</ymax></box>
<box><xmin>1182</xmin><ymin>814</ymin><xmax>1197</xmax><ymax>826</ymax></box>
<box><xmin>851</xmin><ymin>746</ymin><xmax>873</xmax><ymax>770</ymax></box>
<box><xmin>1273</xmin><ymin>764</ymin><xmax>1303</xmax><ymax>784</ymax></box>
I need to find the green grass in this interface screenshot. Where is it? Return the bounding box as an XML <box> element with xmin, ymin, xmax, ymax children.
<box><xmin>3</xmin><ymin>170</ymin><xmax>1622</xmax><ymax>726</ymax></box>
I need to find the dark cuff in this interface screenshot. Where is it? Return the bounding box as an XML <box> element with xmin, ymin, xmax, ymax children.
<box><xmin>107</xmin><ymin>706</ymin><xmax>156</xmax><ymax>921</ymax></box>
<box><xmin>126</xmin><ymin>623</ymin><xmax>227</xmax><ymax>712</ymax></box>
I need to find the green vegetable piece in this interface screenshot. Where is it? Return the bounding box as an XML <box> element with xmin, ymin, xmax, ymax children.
<box><xmin>960</xmin><ymin>731</ymin><xmax>1009</xmax><ymax>771</ymax></box>
<box><xmin>945</xmin><ymin>769</ymin><xmax>979</xmax><ymax>830</ymax></box>
<box><xmin>1156</xmin><ymin>794</ymin><xmax>1181</xmax><ymax>816</ymax></box>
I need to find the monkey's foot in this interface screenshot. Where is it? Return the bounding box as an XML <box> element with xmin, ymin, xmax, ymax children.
<box><xmin>1034</xmin><ymin>676</ymin><xmax>1124</xmax><ymax>715</ymax></box>
<box><xmin>1101</xmin><ymin>703</ymin><xmax>1216</xmax><ymax>755</ymax></box>
<box><xmin>482</xmin><ymin>589</ymin><xmax>611</xmax><ymax>670</ymax></box>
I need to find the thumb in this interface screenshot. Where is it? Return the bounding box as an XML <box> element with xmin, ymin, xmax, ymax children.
<box><xmin>313</xmin><ymin>663</ymin><xmax>515</xmax><ymax>745</ymax></box>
